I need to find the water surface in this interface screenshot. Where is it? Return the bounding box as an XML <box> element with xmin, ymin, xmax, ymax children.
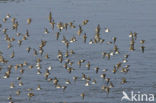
<box><xmin>0</xmin><ymin>0</ymin><xmax>156</xmax><ymax>103</ymax></box>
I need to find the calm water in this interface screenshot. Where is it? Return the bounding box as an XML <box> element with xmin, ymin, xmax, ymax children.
<box><xmin>0</xmin><ymin>0</ymin><xmax>156</xmax><ymax>103</ymax></box>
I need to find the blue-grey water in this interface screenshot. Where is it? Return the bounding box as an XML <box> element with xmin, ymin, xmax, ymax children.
<box><xmin>0</xmin><ymin>0</ymin><xmax>156</xmax><ymax>103</ymax></box>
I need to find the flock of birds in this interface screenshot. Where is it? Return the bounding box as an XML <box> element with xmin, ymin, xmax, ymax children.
<box><xmin>0</xmin><ymin>12</ymin><xmax>146</xmax><ymax>103</ymax></box>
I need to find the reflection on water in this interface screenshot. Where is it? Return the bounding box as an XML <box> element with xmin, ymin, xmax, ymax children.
<box><xmin>0</xmin><ymin>0</ymin><xmax>156</xmax><ymax>103</ymax></box>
